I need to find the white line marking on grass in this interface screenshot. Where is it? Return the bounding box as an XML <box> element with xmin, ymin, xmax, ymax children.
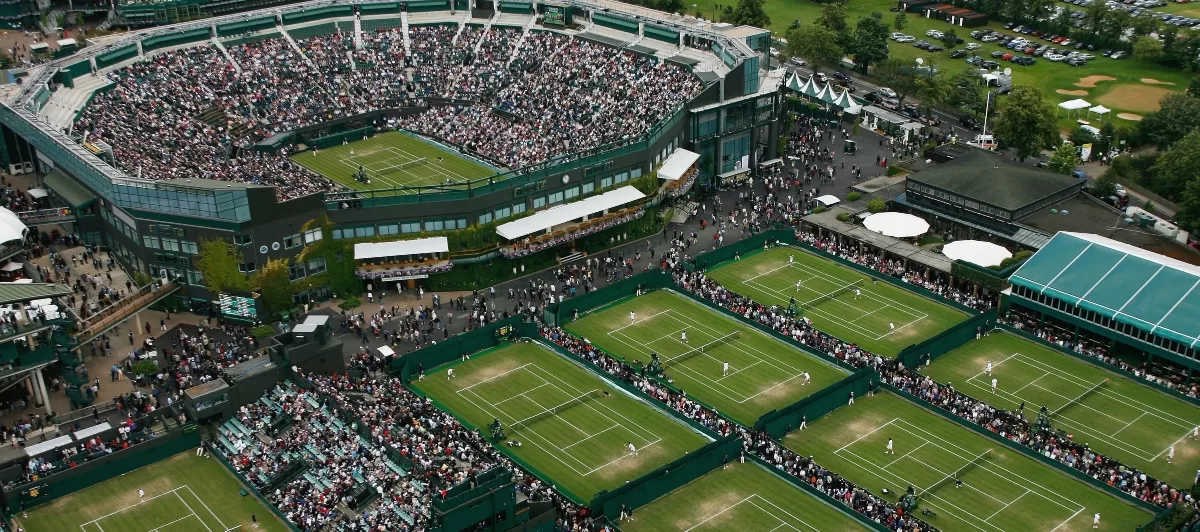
<box><xmin>1050</xmin><ymin>507</ymin><xmax>1086</xmax><ymax>532</ymax></box>
<box><xmin>1110</xmin><ymin>411</ymin><xmax>1147</xmax><ymax>437</ymax></box>
<box><xmin>683</xmin><ymin>495</ymin><xmax>755</xmax><ymax>531</ymax></box>
<box><xmin>878</xmin><ymin>315</ymin><xmax>928</xmax><ymax>340</ymax></box>
<box><xmin>749</xmin><ymin>496</ymin><xmax>824</xmax><ymax>531</ymax></box>
<box><xmin>1152</xmin><ymin>428</ymin><xmax>1197</xmax><ymax>461</ymax></box>
<box><xmin>456</xmin><ymin>362</ymin><xmax>533</xmax><ymax>392</ymax></box>
<box><xmin>836</xmin><ymin>418</ymin><xmax>896</xmax><ymax>452</ymax></box>
<box><xmin>149</xmin><ymin>515</ymin><xmax>199</xmax><ymax>532</ymax></box>
<box><xmin>523</xmin><ymin>363</ymin><xmax>660</xmax><ymax>446</ymax></box>
<box><xmin>884</xmin><ymin>440</ymin><xmax>928</xmax><ymax>468</ymax></box>
<box><xmin>175</xmin><ymin>492</ymin><xmax>214</xmax><ymax>532</ymax></box>
<box><xmin>718</xmin><ymin>360</ymin><xmax>763</xmax><ymax>380</ymax></box>
<box><xmin>984</xmin><ymin>489</ymin><xmax>1030</xmax><ymax>521</ymax></box>
<box><xmin>607</xmin><ymin>309</ymin><xmax>671</xmax><ymax>334</ymax></box>
<box><xmin>560</xmin><ymin>424</ymin><xmax>622</xmax><ymax>451</ymax></box>
<box><xmin>491</xmin><ymin>382</ymin><xmax>551</xmax><ymax>406</ymax></box>
<box><xmin>185</xmin><ymin>485</ymin><xmax>230</xmax><ymax>530</ymax></box>
<box><xmin>964</xmin><ymin>352</ymin><xmax>1021</xmax><ymax>386</ymax></box>
<box><xmin>82</xmin><ymin>487</ymin><xmax>186</xmax><ymax>527</ymax></box>
<box><xmin>455</xmin><ymin>380</ymin><xmax>591</xmax><ymax>475</ymax></box>
<box><xmin>582</xmin><ymin>438</ymin><xmax>664</xmax><ymax>476</ymax></box>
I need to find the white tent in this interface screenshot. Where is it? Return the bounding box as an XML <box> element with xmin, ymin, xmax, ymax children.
<box><xmin>815</xmin><ymin>195</ymin><xmax>841</xmax><ymax>207</ymax></box>
<box><xmin>27</xmin><ymin>188</ymin><xmax>47</xmax><ymax>199</ymax></box>
<box><xmin>1088</xmin><ymin>105</ymin><xmax>1111</xmax><ymax>122</ymax></box>
<box><xmin>1058</xmin><ymin>98</ymin><xmax>1091</xmax><ymax>117</ymax></box>
<box><xmin>0</xmin><ymin>208</ymin><xmax>27</xmax><ymax>244</ymax></box>
<box><xmin>862</xmin><ymin>212</ymin><xmax>930</xmax><ymax>238</ymax></box>
<box><xmin>942</xmin><ymin>240</ymin><xmax>1013</xmax><ymax>267</ymax></box>
<box><xmin>659</xmin><ymin>148</ymin><xmax>700</xmax><ymax>181</ymax></box>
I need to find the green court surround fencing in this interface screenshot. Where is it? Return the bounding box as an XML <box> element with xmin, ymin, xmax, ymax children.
<box><xmin>746</xmin><ymin>454</ymin><xmax>891</xmax><ymax>532</ymax></box>
<box><xmin>898</xmin><ymin>310</ymin><xmax>998</xmax><ymax>368</ymax></box>
<box><xmin>311</xmin><ymin>126</ymin><xmax>375</xmax><ymax>150</ymax></box>
<box><xmin>886</xmin><ymin>384</ymin><xmax>1162</xmax><ymax>514</ymax></box>
<box><xmin>756</xmin><ymin>369</ymin><xmax>878</xmax><ymax>438</ymax></box>
<box><xmin>590</xmin><ymin>437</ymin><xmax>744</xmax><ymax>521</ymax></box>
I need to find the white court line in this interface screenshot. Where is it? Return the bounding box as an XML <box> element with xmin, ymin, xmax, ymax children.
<box><xmin>1013</xmin><ymin>372</ymin><xmax>1050</xmax><ymax>395</ymax></box>
<box><xmin>81</xmin><ymin>487</ymin><xmax>187</xmax><ymax>527</ymax></box>
<box><xmin>1152</xmin><ymin>428</ymin><xmax>1196</xmax><ymax>461</ymax></box>
<box><xmin>985</xmin><ymin>489</ymin><xmax>1030</xmax><ymax>522</ymax></box>
<box><xmin>175</xmin><ymin>492</ymin><xmax>214</xmax><ymax>532</ymax></box>
<box><xmin>884</xmin><ymin>440</ymin><xmax>928</xmax><ymax>468</ymax></box>
<box><xmin>784</xmin><ymin>260</ymin><xmax>932</xmax><ymax>317</ymax></box>
<box><xmin>964</xmin><ymin>352</ymin><xmax>1022</xmax><ymax>387</ymax></box>
<box><xmin>607</xmin><ymin>309</ymin><xmax>672</xmax><ymax>334</ymax></box>
<box><xmin>1050</xmin><ymin>508</ymin><xmax>1086</xmax><ymax>532</ymax></box>
<box><xmin>149</xmin><ymin>515</ymin><xmax>200</xmax><ymax>532</ymax></box>
<box><xmin>684</xmin><ymin>495</ymin><xmax>755</xmax><ymax>531</ymax></box>
<box><xmin>184</xmin><ymin>485</ymin><xmax>231</xmax><ymax>531</ymax></box>
<box><xmin>748</xmin><ymin>496</ymin><xmax>824</xmax><ymax>532</ymax></box>
<box><xmin>491</xmin><ymin>382</ymin><xmax>551</xmax><ymax>406</ymax></box>
<box><xmin>836</xmin><ymin>418</ymin><xmax>896</xmax><ymax>452</ymax></box>
<box><xmin>1110</xmin><ymin>411</ymin><xmax>1147</xmax><ymax>437</ymax></box>
<box><xmin>456</xmin><ymin>362</ymin><xmax>533</xmax><ymax>392</ymax></box>
<box><xmin>560</xmin><ymin>424</ymin><xmax>622</xmax><ymax>451</ymax></box>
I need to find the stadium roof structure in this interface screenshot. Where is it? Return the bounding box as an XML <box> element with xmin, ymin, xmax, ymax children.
<box><xmin>355</xmin><ymin>237</ymin><xmax>449</xmax><ymax>260</ymax></box>
<box><xmin>496</xmin><ymin>186</ymin><xmax>646</xmax><ymax>240</ymax></box>
<box><xmin>1009</xmin><ymin>232</ymin><xmax>1200</xmax><ymax>347</ymax></box>
<box><xmin>907</xmin><ymin>148</ymin><xmax>1081</xmax><ymax>211</ymax></box>
<box><xmin>659</xmin><ymin>149</ymin><xmax>700</xmax><ymax>181</ymax></box>
<box><xmin>0</xmin><ymin>283</ymin><xmax>72</xmax><ymax>306</ymax></box>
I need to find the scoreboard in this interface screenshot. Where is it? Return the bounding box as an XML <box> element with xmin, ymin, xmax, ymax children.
<box><xmin>494</xmin><ymin>324</ymin><xmax>518</xmax><ymax>342</ymax></box>
<box><xmin>218</xmin><ymin>293</ymin><xmax>258</xmax><ymax>322</ymax></box>
<box><xmin>543</xmin><ymin>3</ymin><xmax>568</xmax><ymax>26</ymax></box>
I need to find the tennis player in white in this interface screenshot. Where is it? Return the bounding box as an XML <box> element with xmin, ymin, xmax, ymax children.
<box><xmin>1093</xmin><ymin>513</ymin><xmax>1100</xmax><ymax>528</ymax></box>
<box><xmin>627</xmin><ymin>442</ymin><xmax>638</xmax><ymax>455</ymax></box>
<box><xmin>985</xmin><ymin>360</ymin><xmax>993</xmax><ymax>375</ymax></box>
<box><xmin>629</xmin><ymin>311</ymin><xmax>635</xmax><ymax>323</ymax></box>
<box><xmin>991</xmin><ymin>377</ymin><xmax>998</xmax><ymax>393</ymax></box>
<box><xmin>722</xmin><ymin>362</ymin><xmax>730</xmax><ymax>376</ymax></box>
<box><xmin>681</xmin><ymin>330</ymin><xmax>688</xmax><ymax>343</ymax></box>
<box><xmin>803</xmin><ymin>371</ymin><xmax>811</xmax><ymax>385</ymax></box>
<box><xmin>138</xmin><ymin>488</ymin><xmax>145</xmax><ymax>502</ymax></box>
<box><xmin>789</xmin><ymin>255</ymin><xmax>794</xmax><ymax>263</ymax></box>
<box><xmin>886</xmin><ymin>438</ymin><xmax>895</xmax><ymax>455</ymax></box>
<box><xmin>855</xmin><ymin>288</ymin><xmax>861</xmax><ymax>299</ymax></box>
<box><xmin>1169</xmin><ymin>446</ymin><xmax>1176</xmax><ymax>464</ymax></box>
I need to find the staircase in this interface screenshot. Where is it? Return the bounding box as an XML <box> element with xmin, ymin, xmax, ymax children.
<box><xmin>54</xmin><ymin>327</ymin><xmax>93</xmax><ymax>408</ymax></box>
<box><xmin>211</xmin><ymin>37</ymin><xmax>242</xmax><ymax>76</ymax></box>
<box><xmin>507</xmin><ymin>19</ymin><xmax>536</xmax><ymax>66</ymax></box>
<box><xmin>278</xmin><ymin>24</ymin><xmax>318</xmax><ymax>69</ymax></box>
<box><xmin>196</xmin><ymin>106</ymin><xmax>253</xmax><ymax>139</ymax></box>
<box><xmin>401</xmin><ymin>11</ymin><xmax>411</xmax><ymax>52</ymax></box>
<box><xmin>354</xmin><ymin>14</ymin><xmax>363</xmax><ymax>49</ymax></box>
<box><xmin>40</xmin><ymin>8</ymin><xmax>66</xmax><ymax>36</ymax></box>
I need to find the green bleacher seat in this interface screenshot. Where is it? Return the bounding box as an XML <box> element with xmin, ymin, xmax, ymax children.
<box><xmin>411</xmin><ymin>480</ymin><xmax>425</xmax><ymax>493</ymax></box>
<box><xmin>398</xmin><ymin>509</ymin><xmax>414</xmax><ymax>525</ymax></box>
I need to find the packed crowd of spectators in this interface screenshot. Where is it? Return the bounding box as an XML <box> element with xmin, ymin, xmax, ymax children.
<box><xmin>127</xmin><ymin>322</ymin><xmax>258</xmax><ymax>399</ymax></box>
<box><xmin>74</xmin><ymin>24</ymin><xmax>699</xmax><ymax>197</ymax></box>
<box><xmin>500</xmin><ymin>208</ymin><xmax>645</xmax><ymax>258</ymax></box>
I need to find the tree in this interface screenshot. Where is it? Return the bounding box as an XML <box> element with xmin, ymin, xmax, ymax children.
<box><xmin>728</xmin><ymin>0</ymin><xmax>770</xmax><ymax>28</ymax></box>
<box><xmin>1130</xmin><ymin>11</ymin><xmax>1161</xmax><ymax>38</ymax></box>
<box><xmin>787</xmin><ymin>24</ymin><xmax>844</xmax><ymax>74</ymax></box>
<box><xmin>252</xmin><ymin>258</ymin><xmax>294</xmax><ymax>317</ymax></box>
<box><xmin>948</xmin><ymin>68</ymin><xmax>986</xmax><ymax>114</ymax></box>
<box><xmin>893</xmin><ymin>12</ymin><xmax>907</xmax><ymax>31</ymax></box>
<box><xmin>939</xmin><ymin>29</ymin><xmax>959</xmax><ymax>49</ymax></box>
<box><xmin>914</xmin><ymin>68</ymin><xmax>950</xmax><ymax>116</ymax></box>
<box><xmin>788</xmin><ymin>18</ymin><xmax>802</xmax><ymax>30</ymax></box>
<box><xmin>1069</xmin><ymin>126</ymin><xmax>1097</xmax><ymax>147</ymax></box>
<box><xmin>1189</xmin><ymin>77</ymin><xmax>1200</xmax><ymax>98</ymax></box>
<box><xmin>873</xmin><ymin>59</ymin><xmax>919</xmax><ymax>103</ymax></box>
<box><xmin>816</xmin><ymin>2</ymin><xmax>853</xmax><ymax>49</ymax></box>
<box><xmin>195</xmin><ymin>238</ymin><xmax>249</xmax><ymax>296</ymax></box>
<box><xmin>992</xmin><ymin>85</ymin><xmax>1057</xmax><ymax>161</ymax></box>
<box><xmin>1150</xmin><ymin>130</ymin><xmax>1200</xmax><ymax>200</ymax></box>
<box><xmin>1133</xmin><ymin>36</ymin><xmax>1165</xmax><ymax>64</ymax></box>
<box><xmin>1175</xmin><ymin>177</ymin><xmax>1200</xmax><ymax>233</ymax></box>
<box><xmin>1138</xmin><ymin>92</ymin><xmax>1200</xmax><ymax>148</ymax></box>
<box><xmin>1047</xmin><ymin>143</ymin><xmax>1082</xmax><ymax>175</ymax></box>
<box><xmin>851</xmin><ymin>12</ymin><xmax>890</xmax><ymax>71</ymax></box>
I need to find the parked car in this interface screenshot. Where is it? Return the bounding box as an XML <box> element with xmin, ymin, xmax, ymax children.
<box><xmin>927</xmin><ymin>45</ymin><xmax>945</xmax><ymax>52</ymax></box>
<box><xmin>981</xmin><ymin>60</ymin><xmax>1000</xmax><ymax>69</ymax></box>
<box><xmin>790</xmin><ymin>57</ymin><xmax>806</xmax><ymax>66</ymax></box>
<box><xmin>1111</xmin><ymin>50</ymin><xmax>1128</xmax><ymax>59</ymax></box>
<box><xmin>833</xmin><ymin>71</ymin><xmax>850</xmax><ymax>82</ymax></box>
<box><xmin>879</xmin><ymin>87</ymin><xmax>898</xmax><ymax>99</ymax></box>
<box><xmin>960</xmin><ymin>115</ymin><xmax>983</xmax><ymax>130</ymax></box>
<box><xmin>982</xmin><ymin>34</ymin><xmax>1000</xmax><ymax>42</ymax></box>
<box><xmin>815</xmin><ymin>72</ymin><xmax>828</xmax><ymax>83</ymax></box>
<box><xmin>1002</xmin><ymin>53</ymin><xmax>1015</xmax><ymax>60</ymax></box>
<box><xmin>891</xmin><ymin>32</ymin><xmax>908</xmax><ymax>40</ymax></box>
<box><xmin>991</xmin><ymin>50</ymin><xmax>1007</xmax><ymax>57</ymax></box>
<box><xmin>926</xmin><ymin>29</ymin><xmax>945</xmax><ymax>38</ymax></box>
<box><xmin>950</xmin><ymin>49</ymin><xmax>968</xmax><ymax>58</ymax></box>
<box><xmin>966</xmin><ymin>42</ymin><xmax>981</xmax><ymax>50</ymax></box>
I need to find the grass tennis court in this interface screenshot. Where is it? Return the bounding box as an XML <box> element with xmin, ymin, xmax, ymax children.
<box><xmin>785</xmin><ymin>391</ymin><xmax>1154</xmax><ymax>531</ymax></box>
<box><xmin>619</xmin><ymin>461</ymin><xmax>868</xmax><ymax>531</ymax></box>
<box><xmin>16</xmin><ymin>451</ymin><xmax>284</xmax><ymax>532</ymax></box>
<box><xmin>705</xmin><ymin>246</ymin><xmax>969</xmax><ymax>356</ymax></box>
<box><xmin>412</xmin><ymin>341</ymin><xmax>710</xmax><ymax>501</ymax></box>
<box><xmin>922</xmin><ymin>332</ymin><xmax>1200</xmax><ymax>489</ymax></box>
<box><xmin>565</xmin><ymin>290</ymin><xmax>850</xmax><ymax>426</ymax></box>
<box><xmin>291</xmin><ymin>130</ymin><xmax>497</xmax><ymax>191</ymax></box>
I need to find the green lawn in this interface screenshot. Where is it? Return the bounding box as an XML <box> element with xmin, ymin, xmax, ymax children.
<box><xmin>291</xmin><ymin>130</ymin><xmax>498</xmax><ymax>192</ymax></box>
<box><xmin>922</xmin><ymin>331</ymin><xmax>1200</xmax><ymax>488</ymax></box>
<box><xmin>785</xmin><ymin>391</ymin><xmax>1155</xmax><ymax>531</ymax></box>
<box><xmin>16</xmin><ymin>451</ymin><xmax>287</xmax><ymax>532</ymax></box>
<box><xmin>705</xmin><ymin>246</ymin><xmax>969</xmax><ymax>356</ymax></box>
<box><xmin>703</xmin><ymin>0</ymin><xmax>1186</xmax><ymax>126</ymax></box>
<box><xmin>565</xmin><ymin>290</ymin><xmax>850</xmax><ymax>426</ymax></box>
<box><xmin>412</xmin><ymin>341</ymin><xmax>711</xmax><ymax>502</ymax></box>
<box><xmin>619</xmin><ymin>461</ymin><xmax>869</xmax><ymax>531</ymax></box>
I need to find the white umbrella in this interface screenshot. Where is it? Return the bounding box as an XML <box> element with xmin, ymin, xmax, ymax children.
<box><xmin>862</xmin><ymin>212</ymin><xmax>930</xmax><ymax>238</ymax></box>
<box><xmin>942</xmin><ymin>240</ymin><xmax>1013</xmax><ymax>267</ymax></box>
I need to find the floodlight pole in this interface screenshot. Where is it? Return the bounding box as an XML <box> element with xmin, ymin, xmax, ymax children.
<box><xmin>982</xmin><ymin>90</ymin><xmax>991</xmax><ymax>140</ymax></box>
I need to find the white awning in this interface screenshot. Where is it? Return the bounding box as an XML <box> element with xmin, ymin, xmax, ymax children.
<box><xmin>1089</xmin><ymin>105</ymin><xmax>1111</xmax><ymax>115</ymax></box>
<box><xmin>354</xmin><ymin>237</ymin><xmax>448</xmax><ymax>260</ymax></box>
<box><xmin>57</xmin><ymin>38</ymin><xmax>76</xmax><ymax>48</ymax></box>
<box><xmin>27</xmin><ymin>188</ymin><xmax>47</xmax><ymax>199</ymax></box>
<box><xmin>28</xmin><ymin>43</ymin><xmax>48</xmax><ymax>51</ymax></box>
<box><xmin>497</xmin><ymin>186</ymin><xmax>646</xmax><ymax>240</ymax></box>
<box><xmin>25</xmin><ymin>435</ymin><xmax>73</xmax><ymax>457</ymax></box>
<box><xmin>1</xmin><ymin>262</ymin><xmax>23</xmax><ymax>272</ymax></box>
<box><xmin>377</xmin><ymin>345</ymin><xmax>395</xmax><ymax>357</ymax></box>
<box><xmin>815</xmin><ymin>195</ymin><xmax>841</xmax><ymax>207</ymax></box>
<box><xmin>863</xmin><ymin>212</ymin><xmax>930</xmax><ymax>238</ymax></box>
<box><xmin>0</xmin><ymin>207</ymin><xmax>27</xmax><ymax>244</ymax></box>
<box><xmin>1058</xmin><ymin>98</ymin><xmax>1091</xmax><ymax>110</ymax></box>
<box><xmin>72</xmin><ymin>422</ymin><xmax>112</xmax><ymax>440</ymax></box>
<box><xmin>659</xmin><ymin>149</ymin><xmax>700</xmax><ymax>181</ymax></box>
<box><xmin>942</xmin><ymin>240</ymin><xmax>1012</xmax><ymax>267</ymax></box>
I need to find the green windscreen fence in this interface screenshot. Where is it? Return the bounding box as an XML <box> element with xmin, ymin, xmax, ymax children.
<box><xmin>94</xmin><ymin>45</ymin><xmax>137</xmax><ymax>70</ymax></box>
<box><xmin>64</xmin><ymin>60</ymin><xmax>91</xmax><ymax>81</ymax></box>
<box><xmin>395</xmin><ymin>317</ymin><xmax>531</xmax><ymax>379</ymax></box>
<box><xmin>593</xmin><ymin>13</ymin><xmax>638</xmax><ymax>33</ymax></box>
<box><xmin>590</xmin><ymin>437</ymin><xmax>743</xmax><ymax>520</ymax></box>
<box><xmin>643</xmin><ymin>25</ymin><xmax>679</xmax><ymax>44</ymax></box>
<box><xmin>898</xmin><ymin>310</ymin><xmax>998</xmax><ymax>368</ymax></box>
<box><xmin>283</xmin><ymin>5</ymin><xmax>353</xmax><ymax>25</ymax></box>
<box><xmin>756</xmin><ymin>369</ymin><xmax>878</xmax><ymax>438</ymax></box>
<box><xmin>140</xmin><ymin>28</ymin><xmax>210</xmax><ymax>52</ymax></box>
<box><xmin>550</xmin><ymin>271</ymin><xmax>674</xmax><ymax>326</ymax></box>
<box><xmin>410</xmin><ymin>0</ymin><xmax>452</xmax><ymax>12</ymax></box>
<box><xmin>217</xmin><ymin>17</ymin><xmax>277</xmax><ymax>37</ymax></box>
<box><xmin>360</xmin><ymin>2</ymin><xmax>402</xmax><ymax>15</ymax></box>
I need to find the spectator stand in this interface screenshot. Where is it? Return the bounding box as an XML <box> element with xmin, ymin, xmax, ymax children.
<box><xmin>496</xmin><ymin>186</ymin><xmax>647</xmax><ymax>259</ymax></box>
<box><xmin>657</xmin><ymin>147</ymin><xmax>699</xmax><ymax>199</ymax></box>
<box><xmin>354</xmin><ymin>237</ymin><xmax>453</xmax><ymax>283</ymax></box>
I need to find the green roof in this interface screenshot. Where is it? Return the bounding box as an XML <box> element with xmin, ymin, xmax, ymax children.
<box><xmin>43</xmin><ymin>170</ymin><xmax>96</xmax><ymax>208</ymax></box>
<box><xmin>0</xmin><ymin>283</ymin><xmax>72</xmax><ymax>306</ymax></box>
<box><xmin>1009</xmin><ymin>232</ymin><xmax>1200</xmax><ymax>348</ymax></box>
<box><xmin>908</xmin><ymin>148</ymin><xmax>1081</xmax><ymax>211</ymax></box>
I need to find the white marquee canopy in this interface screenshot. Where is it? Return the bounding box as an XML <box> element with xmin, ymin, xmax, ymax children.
<box><xmin>942</xmin><ymin>240</ymin><xmax>1013</xmax><ymax>267</ymax></box>
<box><xmin>862</xmin><ymin>212</ymin><xmax>930</xmax><ymax>238</ymax></box>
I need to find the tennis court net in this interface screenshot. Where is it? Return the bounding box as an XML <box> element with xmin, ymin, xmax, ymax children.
<box><xmin>509</xmin><ymin>389</ymin><xmax>604</xmax><ymax>432</ymax></box>
<box><xmin>917</xmin><ymin>449</ymin><xmax>991</xmax><ymax>497</ymax></box>
<box><xmin>798</xmin><ymin>279</ymin><xmax>863</xmax><ymax>311</ymax></box>
<box><xmin>1050</xmin><ymin>378</ymin><xmax>1108</xmax><ymax>417</ymax></box>
<box><xmin>663</xmin><ymin>331</ymin><xmax>741</xmax><ymax>368</ymax></box>
<box><xmin>396</xmin><ymin>157</ymin><xmax>427</xmax><ymax>170</ymax></box>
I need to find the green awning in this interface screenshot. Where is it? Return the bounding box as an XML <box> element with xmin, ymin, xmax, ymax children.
<box><xmin>44</xmin><ymin>170</ymin><xmax>96</xmax><ymax>208</ymax></box>
<box><xmin>0</xmin><ymin>283</ymin><xmax>71</xmax><ymax>305</ymax></box>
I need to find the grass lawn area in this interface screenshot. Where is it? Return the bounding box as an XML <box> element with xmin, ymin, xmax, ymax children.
<box><xmin>922</xmin><ymin>331</ymin><xmax>1200</xmax><ymax>488</ymax></box>
<box><xmin>291</xmin><ymin>130</ymin><xmax>498</xmax><ymax>192</ymax></box>
<box><xmin>705</xmin><ymin>246</ymin><xmax>969</xmax><ymax>356</ymax></box>
<box><xmin>784</xmin><ymin>391</ymin><xmax>1155</xmax><ymax>531</ymax></box>
<box><xmin>619</xmin><ymin>461</ymin><xmax>869</xmax><ymax>531</ymax></box>
<box><xmin>412</xmin><ymin>341</ymin><xmax>711</xmax><ymax>502</ymax></box>
<box><xmin>16</xmin><ymin>451</ymin><xmax>287</xmax><ymax>532</ymax></box>
<box><xmin>565</xmin><ymin>290</ymin><xmax>850</xmax><ymax>426</ymax></box>
<box><xmin>693</xmin><ymin>0</ymin><xmax>1186</xmax><ymax>127</ymax></box>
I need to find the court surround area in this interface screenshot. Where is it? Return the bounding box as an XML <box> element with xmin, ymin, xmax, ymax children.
<box><xmin>705</xmin><ymin>246</ymin><xmax>969</xmax><ymax>356</ymax></box>
<box><xmin>291</xmin><ymin>131</ymin><xmax>497</xmax><ymax>192</ymax></box>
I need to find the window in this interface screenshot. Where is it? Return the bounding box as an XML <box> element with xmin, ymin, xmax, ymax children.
<box><xmin>239</xmin><ymin>262</ymin><xmax>256</xmax><ymax>273</ymax></box>
<box><xmin>333</xmin><ymin>228</ymin><xmax>346</xmax><ymax>239</ymax></box>
<box><xmin>479</xmin><ymin>212</ymin><xmax>493</xmax><ymax>224</ymax></box>
<box><xmin>400</xmin><ymin>222</ymin><xmax>422</xmax><ymax>234</ymax></box>
<box><xmin>513</xmin><ymin>202</ymin><xmax>527</xmax><ymax>215</ymax></box>
<box><xmin>425</xmin><ymin>220</ymin><xmax>444</xmax><ymax>232</ymax></box>
<box><xmin>533</xmin><ymin>196</ymin><xmax>547</xmax><ymax>209</ymax></box>
<box><xmin>307</xmin><ymin>257</ymin><xmax>326</xmax><ymax>275</ymax></box>
<box><xmin>565</xmin><ymin>187</ymin><xmax>579</xmax><ymax>200</ymax></box>
<box><xmin>379</xmin><ymin>224</ymin><xmax>399</xmax><ymax>236</ymax></box>
<box><xmin>453</xmin><ymin>219</ymin><xmax>468</xmax><ymax>230</ymax></box>
<box><xmin>303</xmin><ymin>228</ymin><xmax>323</xmax><ymax>244</ymax></box>
<box><xmin>582</xmin><ymin>182</ymin><xmax>594</xmax><ymax>195</ymax></box>
<box><xmin>181</xmin><ymin>240</ymin><xmax>198</xmax><ymax>254</ymax></box>
<box><xmin>234</xmin><ymin>234</ymin><xmax>253</xmax><ymax>246</ymax></box>
<box><xmin>186</xmin><ymin>270</ymin><xmax>203</xmax><ymax>285</ymax></box>
<box><xmin>284</xmin><ymin>234</ymin><xmax>302</xmax><ymax>249</ymax></box>
<box><xmin>631</xmin><ymin>168</ymin><xmax>643</xmax><ymax>179</ymax></box>
<box><xmin>495</xmin><ymin>207</ymin><xmax>511</xmax><ymax>220</ymax></box>
<box><xmin>288</xmin><ymin>263</ymin><xmax>306</xmax><ymax>281</ymax></box>
<box><xmin>614</xmin><ymin>172</ymin><xmax>629</xmax><ymax>184</ymax></box>
<box><xmin>143</xmin><ymin>236</ymin><xmax>160</xmax><ymax>250</ymax></box>
<box><xmin>355</xmin><ymin>226</ymin><xmax>375</xmax><ymax>238</ymax></box>
<box><xmin>548</xmin><ymin>191</ymin><xmax>564</xmax><ymax>205</ymax></box>
<box><xmin>600</xmin><ymin>177</ymin><xmax>613</xmax><ymax>189</ymax></box>
<box><xmin>161</xmin><ymin>238</ymin><xmax>180</xmax><ymax>252</ymax></box>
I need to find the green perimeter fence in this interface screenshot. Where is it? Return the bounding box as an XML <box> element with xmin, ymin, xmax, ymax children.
<box><xmin>897</xmin><ymin>310</ymin><xmax>999</xmax><ymax>368</ymax></box>
<box><xmin>756</xmin><ymin>369</ymin><xmax>879</xmax><ymax>438</ymax></box>
<box><xmin>886</xmin><ymin>384</ymin><xmax>1162</xmax><ymax>514</ymax></box>
<box><xmin>590</xmin><ymin>437</ymin><xmax>743</xmax><ymax>521</ymax></box>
